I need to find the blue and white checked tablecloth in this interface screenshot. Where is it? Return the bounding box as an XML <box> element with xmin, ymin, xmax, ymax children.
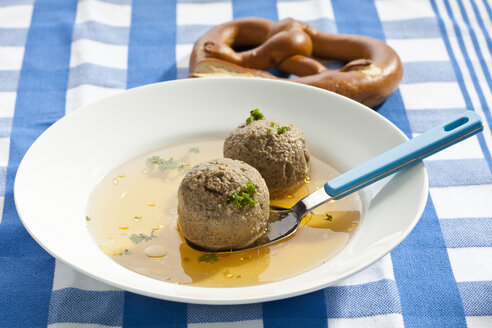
<box><xmin>0</xmin><ymin>0</ymin><xmax>491</xmax><ymax>327</ymax></box>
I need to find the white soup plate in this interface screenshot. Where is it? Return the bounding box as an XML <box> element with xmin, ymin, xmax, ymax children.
<box><xmin>15</xmin><ymin>78</ymin><xmax>428</xmax><ymax>304</ymax></box>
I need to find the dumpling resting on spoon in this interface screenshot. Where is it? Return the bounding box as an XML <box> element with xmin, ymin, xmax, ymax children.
<box><xmin>178</xmin><ymin>158</ymin><xmax>269</xmax><ymax>251</ymax></box>
<box><xmin>224</xmin><ymin>112</ymin><xmax>311</xmax><ymax>197</ymax></box>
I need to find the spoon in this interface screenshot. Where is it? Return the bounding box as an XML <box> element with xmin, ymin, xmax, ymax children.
<box><xmin>188</xmin><ymin>111</ymin><xmax>483</xmax><ymax>253</ymax></box>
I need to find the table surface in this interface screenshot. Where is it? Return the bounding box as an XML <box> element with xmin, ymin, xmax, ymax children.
<box><xmin>0</xmin><ymin>0</ymin><xmax>491</xmax><ymax>327</ymax></box>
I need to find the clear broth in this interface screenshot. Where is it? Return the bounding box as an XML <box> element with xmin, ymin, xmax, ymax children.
<box><xmin>86</xmin><ymin>139</ymin><xmax>362</xmax><ymax>287</ymax></box>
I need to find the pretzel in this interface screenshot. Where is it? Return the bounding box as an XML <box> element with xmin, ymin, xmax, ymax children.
<box><xmin>189</xmin><ymin>17</ymin><xmax>403</xmax><ymax>108</ymax></box>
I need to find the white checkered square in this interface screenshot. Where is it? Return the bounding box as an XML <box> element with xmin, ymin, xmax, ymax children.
<box><xmin>0</xmin><ymin>196</ymin><xmax>4</xmax><ymax>224</ymax></box>
<box><xmin>188</xmin><ymin>320</ymin><xmax>263</xmax><ymax>328</ymax></box>
<box><xmin>465</xmin><ymin>316</ymin><xmax>492</xmax><ymax>328</ymax></box>
<box><xmin>0</xmin><ymin>92</ymin><xmax>16</xmax><ymax>118</ymax></box>
<box><xmin>66</xmin><ymin>84</ymin><xmax>124</xmax><ymax>113</ymax></box>
<box><xmin>399</xmin><ymin>82</ymin><xmax>466</xmax><ymax>109</ymax></box>
<box><xmin>75</xmin><ymin>0</ymin><xmax>131</xmax><ymax>27</ymax></box>
<box><xmin>430</xmin><ymin>185</ymin><xmax>492</xmax><ymax>219</ymax></box>
<box><xmin>70</xmin><ymin>39</ymin><xmax>128</xmax><ymax>69</ymax></box>
<box><xmin>48</xmin><ymin>323</ymin><xmax>121</xmax><ymax>328</ymax></box>
<box><xmin>375</xmin><ymin>0</ymin><xmax>435</xmax><ymax>21</ymax></box>
<box><xmin>387</xmin><ymin>38</ymin><xmax>449</xmax><ymax>62</ymax></box>
<box><xmin>448</xmin><ymin>247</ymin><xmax>492</xmax><ymax>282</ymax></box>
<box><xmin>176</xmin><ymin>44</ymin><xmax>194</xmax><ymax>69</ymax></box>
<box><xmin>0</xmin><ymin>137</ymin><xmax>10</xmax><ymax>167</ymax></box>
<box><xmin>0</xmin><ymin>46</ymin><xmax>25</xmax><ymax>70</ymax></box>
<box><xmin>333</xmin><ymin>254</ymin><xmax>395</xmax><ymax>286</ymax></box>
<box><xmin>277</xmin><ymin>0</ymin><xmax>335</xmax><ymax>21</ymax></box>
<box><xmin>0</xmin><ymin>4</ymin><xmax>33</xmax><ymax>28</ymax></box>
<box><xmin>52</xmin><ymin>260</ymin><xmax>120</xmax><ymax>291</ymax></box>
<box><xmin>177</xmin><ymin>2</ymin><xmax>232</xmax><ymax>26</ymax></box>
<box><xmin>328</xmin><ymin>313</ymin><xmax>404</xmax><ymax>328</ymax></box>
<box><xmin>423</xmin><ymin>135</ymin><xmax>483</xmax><ymax>160</ymax></box>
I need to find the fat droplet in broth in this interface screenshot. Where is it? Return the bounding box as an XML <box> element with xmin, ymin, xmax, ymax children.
<box><xmin>100</xmin><ymin>246</ymin><xmax>119</xmax><ymax>256</ymax></box>
<box><xmin>239</xmin><ymin>253</ymin><xmax>251</xmax><ymax>261</ymax></box>
<box><xmin>144</xmin><ymin>245</ymin><xmax>168</xmax><ymax>259</ymax></box>
<box><xmin>154</xmin><ymin>224</ymin><xmax>164</xmax><ymax>230</ymax></box>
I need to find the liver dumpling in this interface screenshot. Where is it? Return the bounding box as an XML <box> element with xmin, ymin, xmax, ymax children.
<box><xmin>178</xmin><ymin>158</ymin><xmax>269</xmax><ymax>251</ymax></box>
<box><xmin>224</xmin><ymin>119</ymin><xmax>311</xmax><ymax>197</ymax></box>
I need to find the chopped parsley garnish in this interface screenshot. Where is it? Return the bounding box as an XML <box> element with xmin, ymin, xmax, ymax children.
<box><xmin>148</xmin><ymin>156</ymin><xmax>184</xmax><ymax>170</ymax></box>
<box><xmin>188</xmin><ymin>147</ymin><xmax>199</xmax><ymax>153</ymax></box>
<box><xmin>277</xmin><ymin>126</ymin><xmax>291</xmax><ymax>134</ymax></box>
<box><xmin>227</xmin><ymin>181</ymin><xmax>258</xmax><ymax>209</ymax></box>
<box><xmin>246</xmin><ymin>108</ymin><xmax>265</xmax><ymax>124</ymax></box>
<box><xmin>129</xmin><ymin>231</ymin><xmax>156</xmax><ymax>244</ymax></box>
<box><xmin>85</xmin><ymin>216</ymin><xmax>91</xmax><ymax>221</ymax></box>
<box><xmin>197</xmin><ymin>253</ymin><xmax>219</xmax><ymax>264</ymax></box>
<box><xmin>120</xmin><ymin>249</ymin><xmax>132</xmax><ymax>256</ymax></box>
<box><xmin>269</xmin><ymin>121</ymin><xmax>291</xmax><ymax>134</ymax></box>
<box><xmin>325</xmin><ymin>214</ymin><xmax>333</xmax><ymax>221</ymax></box>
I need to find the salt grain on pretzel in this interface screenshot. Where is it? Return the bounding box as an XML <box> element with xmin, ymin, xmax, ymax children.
<box><xmin>189</xmin><ymin>17</ymin><xmax>403</xmax><ymax>108</ymax></box>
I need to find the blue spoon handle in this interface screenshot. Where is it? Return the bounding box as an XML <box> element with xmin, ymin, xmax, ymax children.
<box><xmin>324</xmin><ymin>111</ymin><xmax>483</xmax><ymax>199</ymax></box>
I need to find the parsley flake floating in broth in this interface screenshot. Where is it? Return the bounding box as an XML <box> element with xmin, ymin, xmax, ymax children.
<box><xmin>120</xmin><ymin>249</ymin><xmax>132</xmax><ymax>256</ymax></box>
<box><xmin>188</xmin><ymin>147</ymin><xmax>199</xmax><ymax>153</ymax></box>
<box><xmin>148</xmin><ymin>156</ymin><xmax>182</xmax><ymax>170</ymax></box>
<box><xmin>197</xmin><ymin>253</ymin><xmax>219</xmax><ymax>264</ymax></box>
<box><xmin>129</xmin><ymin>231</ymin><xmax>157</xmax><ymax>244</ymax></box>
